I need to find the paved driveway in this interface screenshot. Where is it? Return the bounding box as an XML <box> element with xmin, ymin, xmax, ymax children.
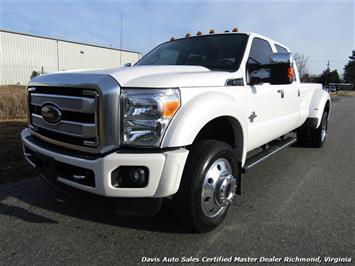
<box><xmin>0</xmin><ymin>96</ymin><xmax>354</xmax><ymax>265</ymax></box>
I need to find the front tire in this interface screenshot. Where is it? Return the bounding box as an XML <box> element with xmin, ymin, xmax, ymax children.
<box><xmin>173</xmin><ymin>140</ymin><xmax>240</xmax><ymax>233</ymax></box>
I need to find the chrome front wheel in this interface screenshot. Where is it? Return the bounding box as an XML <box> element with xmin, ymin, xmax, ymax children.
<box><xmin>201</xmin><ymin>158</ymin><xmax>237</xmax><ymax>218</ymax></box>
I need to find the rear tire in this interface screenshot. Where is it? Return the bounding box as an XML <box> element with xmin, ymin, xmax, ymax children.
<box><xmin>311</xmin><ymin>110</ymin><xmax>328</xmax><ymax>147</ymax></box>
<box><xmin>172</xmin><ymin>140</ymin><xmax>240</xmax><ymax>233</ymax></box>
<box><xmin>297</xmin><ymin>110</ymin><xmax>328</xmax><ymax>147</ymax></box>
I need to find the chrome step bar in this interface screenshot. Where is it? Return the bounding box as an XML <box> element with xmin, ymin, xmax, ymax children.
<box><xmin>242</xmin><ymin>137</ymin><xmax>297</xmax><ymax>173</ymax></box>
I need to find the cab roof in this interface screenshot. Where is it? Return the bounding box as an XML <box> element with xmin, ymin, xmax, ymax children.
<box><xmin>168</xmin><ymin>31</ymin><xmax>290</xmax><ymax>52</ymax></box>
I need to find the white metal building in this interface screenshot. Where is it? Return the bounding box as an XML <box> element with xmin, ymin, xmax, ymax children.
<box><xmin>0</xmin><ymin>29</ymin><xmax>142</xmax><ymax>85</ymax></box>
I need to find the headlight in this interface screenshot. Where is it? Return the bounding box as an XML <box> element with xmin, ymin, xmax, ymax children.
<box><xmin>121</xmin><ymin>88</ymin><xmax>180</xmax><ymax>147</ymax></box>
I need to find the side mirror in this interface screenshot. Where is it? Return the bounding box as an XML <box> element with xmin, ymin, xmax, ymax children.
<box><xmin>123</xmin><ymin>62</ymin><xmax>132</xmax><ymax>67</ymax></box>
<box><xmin>249</xmin><ymin>68</ymin><xmax>271</xmax><ymax>85</ymax></box>
<box><xmin>270</xmin><ymin>53</ymin><xmax>294</xmax><ymax>85</ymax></box>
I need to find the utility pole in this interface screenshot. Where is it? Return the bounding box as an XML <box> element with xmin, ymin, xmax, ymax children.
<box><xmin>120</xmin><ymin>12</ymin><xmax>123</xmax><ymax>66</ymax></box>
<box><xmin>325</xmin><ymin>60</ymin><xmax>330</xmax><ymax>85</ymax></box>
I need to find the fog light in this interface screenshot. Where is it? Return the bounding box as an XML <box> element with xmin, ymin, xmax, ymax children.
<box><xmin>111</xmin><ymin>166</ymin><xmax>149</xmax><ymax>188</ymax></box>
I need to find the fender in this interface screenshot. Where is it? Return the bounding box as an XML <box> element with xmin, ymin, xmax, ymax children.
<box><xmin>307</xmin><ymin>88</ymin><xmax>331</xmax><ymax>128</ymax></box>
<box><xmin>161</xmin><ymin>91</ymin><xmax>248</xmax><ymax>165</ymax></box>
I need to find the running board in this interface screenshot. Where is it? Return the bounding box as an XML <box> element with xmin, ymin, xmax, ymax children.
<box><xmin>242</xmin><ymin>137</ymin><xmax>296</xmax><ymax>173</ymax></box>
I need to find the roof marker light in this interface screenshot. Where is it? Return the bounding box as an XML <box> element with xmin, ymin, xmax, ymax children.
<box><xmin>224</xmin><ymin>30</ymin><xmax>230</xmax><ymax>33</ymax></box>
<box><xmin>185</xmin><ymin>33</ymin><xmax>191</xmax><ymax>37</ymax></box>
<box><xmin>169</xmin><ymin>37</ymin><xmax>176</xmax><ymax>41</ymax></box>
<box><xmin>196</xmin><ymin>31</ymin><xmax>203</xmax><ymax>36</ymax></box>
<box><xmin>232</xmin><ymin>27</ymin><xmax>238</xmax><ymax>32</ymax></box>
<box><xmin>209</xmin><ymin>29</ymin><xmax>215</xmax><ymax>34</ymax></box>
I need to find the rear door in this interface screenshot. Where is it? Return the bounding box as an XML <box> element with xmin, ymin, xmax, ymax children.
<box><xmin>274</xmin><ymin>44</ymin><xmax>300</xmax><ymax>129</ymax></box>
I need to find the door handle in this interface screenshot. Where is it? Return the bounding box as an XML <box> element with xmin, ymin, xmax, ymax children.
<box><xmin>277</xmin><ymin>89</ymin><xmax>284</xmax><ymax>98</ymax></box>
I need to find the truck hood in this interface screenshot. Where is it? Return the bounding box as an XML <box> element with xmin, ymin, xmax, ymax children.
<box><xmin>43</xmin><ymin>66</ymin><xmax>240</xmax><ymax>88</ymax></box>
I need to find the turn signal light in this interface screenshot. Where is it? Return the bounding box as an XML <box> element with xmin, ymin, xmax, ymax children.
<box><xmin>288</xmin><ymin>67</ymin><xmax>294</xmax><ymax>80</ymax></box>
<box><xmin>162</xmin><ymin>100</ymin><xmax>180</xmax><ymax>118</ymax></box>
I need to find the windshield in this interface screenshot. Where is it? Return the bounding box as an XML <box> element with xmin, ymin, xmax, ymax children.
<box><xmin>136</xmin><ymin>34</ymin><xmax>248</xmax><ymax>71</ymax></box>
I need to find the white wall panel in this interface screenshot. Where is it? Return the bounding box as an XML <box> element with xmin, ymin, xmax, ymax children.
<box><xmin>0</xmin><ymin>30</ymin><xmax>141</xmax><ymax>85</ymax></box>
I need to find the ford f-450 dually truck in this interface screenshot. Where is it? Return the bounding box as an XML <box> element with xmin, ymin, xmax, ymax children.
<box><xmin>22</xmin><ymin>30</ymin><xmax>330</xmax><ymax>232</ymax></box>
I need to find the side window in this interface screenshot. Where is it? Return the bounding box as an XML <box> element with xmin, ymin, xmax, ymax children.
<box><xmin>247</xmin><ymin>38</ymin><xmax>273</xmax><ymax>84</ymax></box>
<box><xmin>275</xmin><ymin>44</ymin><xmax>297</xmax><ymax>81</ymax></box>
<box><xmin>275</xmin><ymin>44</ymin><xmax>288</xmax><ymax>53</ymax></box>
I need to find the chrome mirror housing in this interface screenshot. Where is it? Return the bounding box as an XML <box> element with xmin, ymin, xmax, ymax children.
<box><xmin>270</xmin><ymin>52</ymin><xmax>294</xmax><ymax>85</ymax></box>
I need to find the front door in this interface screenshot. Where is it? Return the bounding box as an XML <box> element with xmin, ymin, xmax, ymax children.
<box><xmin>245</xmin><ymin>37</ymin><xmax>289</xmax><ymax>151</ymax></box>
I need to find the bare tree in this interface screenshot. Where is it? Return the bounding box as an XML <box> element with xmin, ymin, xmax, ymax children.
<box><xmin>293</xmin><ymin>52</ymin><xmax>310</xmax><ymax>81</ymax></box>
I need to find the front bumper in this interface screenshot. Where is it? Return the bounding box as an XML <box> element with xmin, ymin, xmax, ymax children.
<box><xmin>21</xmin><ymin>128</ymin><xmax>189</xmax><ymax>198</ymax></box>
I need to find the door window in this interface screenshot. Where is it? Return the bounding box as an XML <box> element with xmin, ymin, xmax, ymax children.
<box><xmin>247</xmin><ymin>38</ymin><xmax>273</xmax><ymax>84</ymax></box>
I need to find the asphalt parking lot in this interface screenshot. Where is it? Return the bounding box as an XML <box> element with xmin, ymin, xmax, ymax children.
<box><xmin>0</xmin><ymin>96</ymin><xmax>354</xmax><ymax>265</ymax></box>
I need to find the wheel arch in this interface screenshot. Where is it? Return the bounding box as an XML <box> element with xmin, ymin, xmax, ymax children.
<box><xmin>307</xmin><ymin>88</ymin><xmax>331</xmax><ymax>129</ymax></box>
<box><xmin>316</xmin><ymin>98</ymin><xmax>331</xmax><ymax>128</ymax></box>
<box><xmin>192</xmin><ymin>116</ymin><xmax>244</xmax><ymax>163</ymax></box>
<box><xmin>161</xmin><ymin>91</ymin><xmax>248</xmax><ymax>165</ymax></box>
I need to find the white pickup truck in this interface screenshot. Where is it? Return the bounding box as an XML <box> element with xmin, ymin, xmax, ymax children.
<box><xmin>22</xmin><ymin>31</ymin><xmax>330</xmax><ymax>232</ymax></box>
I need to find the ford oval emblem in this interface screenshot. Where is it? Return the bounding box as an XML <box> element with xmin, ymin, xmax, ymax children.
<box><xmin>41</xmin><ymin>104</ymin><xmax>62</xmax><ymax>124</ymax></box>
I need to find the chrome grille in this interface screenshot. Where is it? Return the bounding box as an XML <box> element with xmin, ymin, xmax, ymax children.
<box><xmin>28</xmin><ymin>87</ymin><xmax>99</xmax><ymax>149</ymax></box>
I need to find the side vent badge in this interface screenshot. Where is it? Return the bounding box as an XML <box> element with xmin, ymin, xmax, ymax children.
<box><xmin>225</xmin><ymin>78</ymin><xmax>244</xmax><ymax>86</ymax></box>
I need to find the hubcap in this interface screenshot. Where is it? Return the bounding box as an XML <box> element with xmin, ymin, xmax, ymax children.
<box><xmin>321</xmin><ymin>114</ymin><xmax>328</xmax><ymax>142</ymax></box>
<box><xmin>201</xmin><ymin>158</ymin><xmax>237</xmax><ymax>218</ymax></box>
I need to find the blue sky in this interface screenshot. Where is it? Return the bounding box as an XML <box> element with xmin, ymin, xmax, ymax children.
<box><xmin>0</xmin><ymin>0</ymin><xmax>354</xmax><ymax>75</ymax></box>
